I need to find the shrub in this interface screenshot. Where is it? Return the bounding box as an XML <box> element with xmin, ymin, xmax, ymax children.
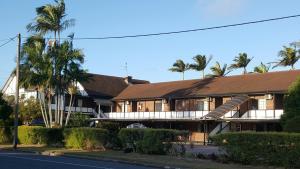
<box><xmin>212</xmin><ymin>132</ymin><xmax>300</xmax><ymax>168</ymax></box>
<box><xmin>96</xmin><ymin>122</ymin><xmax>122</xmax><ymax>149</ymax></box>
<box><xmin>0</xmin><ymin>127</ymin><xmax>12</xmax><ymax>144</ymax></box>
<box><xmin>284</xmin><ymin>116</ymin><xmax>300</xmax><ymax>132</ymax></box>
<box><xmin>118</xmin><ymin>128</ymin><xmax>145</xmax><ymax>152</ymax></box>
<box><xmin>18</xmin><ymin>126</ymin><xmax>63</xmax><ymax>145</ymax></box>
<box><xmin>281</xmin><ymin>77</ymin><xmax>300</xmax><ymax>132</ymax></box>
<box><xmin>67</xmin><ymin>113</ymin><xmax>90</xmax><ymax>127</ymax></box>
<box><xmin>118</xmin><ymin>128</ymin><xmax>188</xmax><ymax>155</ymax></box>
<box><xmin>64</xmin><ymin>127</ymin><xmax>108</xmax><ymax>150</ymax></box>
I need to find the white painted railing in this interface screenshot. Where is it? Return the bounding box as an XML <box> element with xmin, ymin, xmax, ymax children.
<box><xmin>50</xmin><ymin>104</ymin><xmax>94</xmax><ymax>113</ymax></box>
<box><xmin>241</xmin><ymin>109</ymin><xmax>283</xmax><ymax>119</ymax></box>
<box><xmin>222</xmin><ymin>110</ymin><xmax>239</xmax><ymax>118</ymax></box>
<box><xmin>104</xmin><ymin>111</ymin><xmax>209</xmax><ymax>120</ymax></box>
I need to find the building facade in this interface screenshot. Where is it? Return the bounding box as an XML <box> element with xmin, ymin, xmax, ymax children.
<box><xmin>98</xmin><ymin>70</ymin><xmax>300</xmax><ymax>142</ymax></box>
<box><xmin>1</xmin><ymin>73</ymin><xmax>149</xmax><ymax>118</ymax></box>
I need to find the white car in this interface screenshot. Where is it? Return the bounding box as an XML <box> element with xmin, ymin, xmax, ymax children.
<box><xmin>126</xmin><ymin>123</ymin><xmax>147</xmax><ymax>129</ymax></box>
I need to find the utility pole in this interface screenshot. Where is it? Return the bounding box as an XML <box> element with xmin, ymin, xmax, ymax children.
<box><xmin>13</xmin><ymin>33</ymin><xmax>21</xmax><ymax>150</ymax></box>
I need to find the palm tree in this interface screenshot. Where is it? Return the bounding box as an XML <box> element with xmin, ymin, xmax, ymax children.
<box><xmin>20</xmin><ymin>35</ymin><xmax>54</xmax><ymax>127</ymax></box>
<box><xmin>254</xmin><ymin>62</ymin><xmax>270</xmax><ymax>73</ymax></box>
<box><xmin>26</xmin><ymin>0</ymin><xmax>80</xmax><ymax>126</ymax></box>
<box><xmin>65</xmin><ymin>85</ymin><xmax>77</xmax><ymax>126</ymax></box>
<box><xmin>189</xmin><ymin>55</ymin><xmax>212</xmax><ymax>78</ymax></box>
<box><xmin>169</xmin><ymin>59</ymin><xmax>190</xmax><ymax>80</ymax></box>
<box><xmin>273</xmin><ymin>46</ymin><xmax>300</xmax><ymax>70</ymax></box>
<box><xmin>229</xmin><ymin>53</ymin><xmax>253</xmax><ymax>74</ymax></box>
<box><xmin>207</xmin><ymin>62</ymin><xmax>230</xmax><ymax>77</ymax></box>
<box><xmin>27</xmin><ymin>0</ymin><xmax>74</xmax><ymax>40</ymax></box>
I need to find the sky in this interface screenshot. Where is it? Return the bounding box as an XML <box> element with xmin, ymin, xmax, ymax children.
<box><xmin>1</xmin><ymin>0</ymin><xmax>300</xmax><ymax>87</ymax></box>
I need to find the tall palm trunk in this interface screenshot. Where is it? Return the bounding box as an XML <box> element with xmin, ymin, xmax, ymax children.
<box><xmin>65</xmin><ymin>93</ymin><xmax>73</xmax><ymax>126</ymax></box>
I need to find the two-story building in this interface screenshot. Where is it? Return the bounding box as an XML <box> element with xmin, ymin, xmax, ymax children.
<box><xmin>1</xmin><ymin>72</ymin><xmax>149</xmax><ymax>117</ymax></box>
<box><xmin>96</xmin><ymin>70</ymin><xmax>300</xmax><ymax>142</ymax></box>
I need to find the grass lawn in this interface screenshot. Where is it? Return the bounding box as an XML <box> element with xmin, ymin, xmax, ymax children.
<box><xmin>0</xmin><ymin>145</ymin><xmax>277</xmax><ymax>169</ymax></box>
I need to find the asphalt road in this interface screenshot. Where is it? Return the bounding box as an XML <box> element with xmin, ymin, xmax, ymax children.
<box><xmin>0</xmin><ymin>151</ymin><xmax>157</xmax><ymax>169</ymax></box>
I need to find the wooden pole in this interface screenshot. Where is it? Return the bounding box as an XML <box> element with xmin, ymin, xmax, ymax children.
<box><xmin>13</xmin><ymin>33</ymin><xmax>21</xmax><ymax>150</ymax></box>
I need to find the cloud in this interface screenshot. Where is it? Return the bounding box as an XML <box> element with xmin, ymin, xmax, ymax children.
<box><xmin>197</xmin><ymin>0</ymin><xmax>248</xmax><ymax>18</ymax></box>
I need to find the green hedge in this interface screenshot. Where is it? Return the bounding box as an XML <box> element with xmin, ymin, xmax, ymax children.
<box><xmin>118</xmin><ymin>128</ymin><xmax>188</xmax><ymax>154</ymax></box>
<box><xmin>96</xmin><ymin>122</ymin><xmax>122</xmax><ymax>149</ymax></box>
<box><xmin>64</xmin><ymin>127</ymin><xmax>108</xmax><ymax>150</ymax></box>
<box><xmin>18</xmin><ymin>126</ymin><xmax>63</xmax><ymax>145</ymax></box>
<box><xmin>212</xmin><ymin>132</ymin><xmax>300</xmax><ymax>168</ymax></box>
<box><xmin>0</xmin><ymin>127</ymin><xmax>12</xmax><ymax>144</ymax></box>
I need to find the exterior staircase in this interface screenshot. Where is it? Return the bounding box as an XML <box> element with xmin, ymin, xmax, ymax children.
<box><xmin>206</xmin><ymin>95</ymin><xmax>250</xmax><ymax>119</ymax></box>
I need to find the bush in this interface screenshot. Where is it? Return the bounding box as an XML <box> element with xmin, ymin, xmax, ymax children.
<box><xmin>118</xmin><ymin>128</ymin><xmax>188</xmax><ymax>155</ymax></box>
<box><xmin>118</xmin><ymin>128</ymin><xmax>146</xmax><ymax>152</ymax></box>
<box><xmin>284</xmin><ymin>116</ymin><xmax>300</xmax><ymax>132</ymax></box>
<box><xmin>96</xmin><ymin>122</ymin><xmax>122</xmax><ymax>149</ymax></box>
<box><xmin>67</xmin><ymin>113</ymin><xmax>90</xmax><ymax>127</ymax></box>
<box><xmin>0</xmin><ymin>127</ymin><xmax>12</xmax><ymax>144</ymax></box>
<box><xmin>18</xmin><ymin>126</ymin><xmax>63</xmax><ymax>145</ymax></box>
<box><xmin>281</xmin><ymin>77</ymin><xmax>300</xmax><ymax>132</ymax></box>
<box><xmin>212</xmin><ymin>132</ymin><xmax>300</xmax><ymax>168</ymax></box>
<box><xmin>64</xmin><ymin>127</ymin><xmax>108</xmax><ymax>150</ymax></box>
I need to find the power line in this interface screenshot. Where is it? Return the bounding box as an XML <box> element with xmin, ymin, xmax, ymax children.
<box><xmin>0</xmin><ymin>36</ymin><xmax>17</xmax><ymax>48</ymax></box>
<box><xmin>22</xmin><ymin>14</ymin><xmax>300</xmax><ymax>40</ymax></box>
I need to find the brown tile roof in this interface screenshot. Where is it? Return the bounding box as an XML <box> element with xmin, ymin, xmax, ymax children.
<box><xmin>80</xmin><ymin>73</ymin><xmax>149</xmax><ymax>99</ymax></box>
<box><xmin>114</xmin><ymin>70</ymin><xmax>300</xmax><ymax>100</ymax></box>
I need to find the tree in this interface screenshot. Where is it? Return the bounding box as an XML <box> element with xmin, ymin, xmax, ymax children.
<box><xmin>207</xmin><ymin>62</ymin><xmax>230</xmax><ymax>77</ymax></box>
<box><xmin>65</xmin><ymin>85</ymin><xmax>77</xmax><ymax>126</ymax></box>
<box><xmin>19</xmin><ymin>98</ymin><xmax>42</xmax><ymax>125</ymax></box>
<box><xmin>20</xmin><ymin>35</ymin><xmax>53</xmax><ymax>127</ymax></box>
<box><xmin>253</xmin><ymin>62</ymin><xmax>270</xmax><ymax>73</ymax></box>
<box><xmin>281</xmin><ymin>77</ymin><xmax>300</xmax><ymax>132</ymax></box>
<box><xmin>26</xmin><ymin>0</ymin><xmax>74</xmax><ymax>40</ymax></box>
<box><xmin>27</xmin><ymin>0</ymin><xmax>75</xmax><ymax>126</ymax></box>
<box><xmin>169</xmin><ymin>59</ymin><xmax>190</xmax><ymax>80</ymax></box>
<box><xmin>189</xmin><ymin>55</ymin><xmax>212</xmax><ymax>78</ymax></box>
<box><xmin>0</xmin><ymin>93</ymin><xmax>13</xmax><ymax>126</ymax></box>
<box><xmin>22</xmin><ymin>0</ymin><xmax>87</xmax><ymax>127</ymax></box>
<box><xmin>229</xmin><ymin>53</ymin><xmax>253</xmax><ymax>74</ymax></box>
<box><xmin>273</xmin><ymin>46</ymin><xmax>300</xmax><ymax>70</ymax></box>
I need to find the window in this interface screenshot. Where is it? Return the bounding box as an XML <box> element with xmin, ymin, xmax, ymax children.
<box><xmin>258</xmin><ymin>99</ymin><xmax>266</xmax><ymax>110</ymax></box>
<box><xmin>196</xmin><ymin>100</ymin><xmax>209</xmax><ymax>111</ymax></box>
<box><xmin>155</xmin><ymin>100</ymin><xmax>163</xmax><ymax>112</ymax></box>
<box><xmin>119</xmin><ymin>102</ymin><xmax>128</xmax><ymax>112</ymax></box>
<box><xmin>138</xmin><ymin>102</ymin><xmax>144</xmax><ymax>111</ymax></box>
<box><xmin>78</xmin><ymin>99</ymin><xmax>83</xmax><ymax>107</ymax></box>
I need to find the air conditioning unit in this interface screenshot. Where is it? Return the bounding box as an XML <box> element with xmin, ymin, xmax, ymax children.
<box><xmin>265</xmin><ymin>94</ymin><xmax>273</xmax><ymax>100</ymax></box>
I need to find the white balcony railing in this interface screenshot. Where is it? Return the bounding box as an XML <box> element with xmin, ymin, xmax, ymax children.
<box><xmin>240</xmin><ymin>109</ymin><xmax>283</xmax><ymax>119</ymax></box>
<box><xmin>103</xmin><ymin>111</ymin><xmax>210</xmax><ymax>120</ymax></box>
<box><xmin>102</xmin><ymin>109</ymin><xmax>284</xmax><ymax>120</ymax></box>
<box><xmin>50</xmin><ymin>104</ymin><xmax>94</xmax><ymax>113</ymax></box>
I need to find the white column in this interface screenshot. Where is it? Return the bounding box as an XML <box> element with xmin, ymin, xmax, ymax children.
<box><xmin>98</xmin><ymin>104</ymin><xmax>101</xmax><ymax>118</ymax></box>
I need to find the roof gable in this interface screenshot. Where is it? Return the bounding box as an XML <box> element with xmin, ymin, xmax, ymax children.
<box><xmin>80</xmin><ymin>73</ymin><xmax>149</xmax><ymax>99</ymax></box>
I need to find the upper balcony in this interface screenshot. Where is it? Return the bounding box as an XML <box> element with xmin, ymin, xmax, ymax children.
<box><xmin>100</xmin><ymin>109</ymin><xmax>283</xmax><ymax>121</ymax></box>
<box><xmin>103</xmin><ymin>111</ymin><xmax>209</xmax><ymax>120</ymax></box>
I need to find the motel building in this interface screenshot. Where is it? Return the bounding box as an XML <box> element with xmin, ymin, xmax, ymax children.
<box><xmin>2</xmin><ymin>70</ymin><xmax>300</xmax><ymax>142</ymax></box>
<box><xmin>96</xmin><ymin>70</ymin><xmax>300</xmax><ymax>142</ymax></box>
